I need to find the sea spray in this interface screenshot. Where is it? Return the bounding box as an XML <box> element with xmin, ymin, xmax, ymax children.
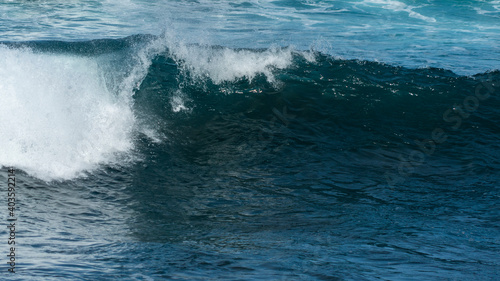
<box><xmin>0</xmin><ymin>36</ymin><xmax>170</xmax><ymax>181</ymax></box>
<box><xmin>0</xmin><ymin>45</ymin><xmax>136</xmax><ymax>180</ymax></box>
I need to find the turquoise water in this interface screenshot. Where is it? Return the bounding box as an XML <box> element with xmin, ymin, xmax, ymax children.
<box><xmin>0</xmin><ymin>1</ymin><xmax>499</xmax><ymax>280</ymax></box>
<box><xmin>1</xmin><ymin>0</ymin><xmax>499</xmax><ymax>74</ymax></box>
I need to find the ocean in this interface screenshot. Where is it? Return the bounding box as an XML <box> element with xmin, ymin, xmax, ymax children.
<box><xmin>0</xmin><ymin>0</ymin><xmax>499</xmax><ymax>280</ymax></box>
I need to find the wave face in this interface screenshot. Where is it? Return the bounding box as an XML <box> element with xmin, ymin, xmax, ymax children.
<box><xmin>134</xmin><ymin>38</ymin><xmax>500</xmax><ymax>189</ymax></box>
<box><xmin>1</xmin><ymin>36</ymin><xmax>500</xmax><ymax>182</ymax></box>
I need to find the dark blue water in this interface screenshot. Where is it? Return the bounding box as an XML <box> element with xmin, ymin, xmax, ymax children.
<box><xmin>1</xmin><ymin>1</ymin><xmax>499</xmax><ymax>280</ymax></box>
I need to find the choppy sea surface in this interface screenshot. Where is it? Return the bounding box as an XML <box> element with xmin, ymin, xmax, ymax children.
<box><xmin>0</xmin><ymin>1</ymin><xmax>499</xmax><ymax>280</ymax></box>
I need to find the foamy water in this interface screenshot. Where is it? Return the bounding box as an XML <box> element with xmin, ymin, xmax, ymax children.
<box><xmin>0</xmin><ymin>46</ymin><xmax>136</xmax><ymax>180</ymax></box>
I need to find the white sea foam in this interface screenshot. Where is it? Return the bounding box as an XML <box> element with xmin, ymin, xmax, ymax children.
<box><xmin>474</xmin><ymin>1</ymin><xmax>500</xmax><ymax>16</ymax></box>
<box><xmin>0</xmin><ymin>46</ymin><xmax>136</xmax><ymax>181</ymax></box>
<box><xmin>157</xmin><ymin>31</ymin><xmax>295</xmax><ymax>85</ymax></box>
<box><xmin>362</xmin><ymin>0</ymin><xmax>436</xmax><ymax>22</ymax></box>
<box><xmin>170</xmin><ymin>90</ymin><xmax>191</xmax><ymax>113</ymax></box>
